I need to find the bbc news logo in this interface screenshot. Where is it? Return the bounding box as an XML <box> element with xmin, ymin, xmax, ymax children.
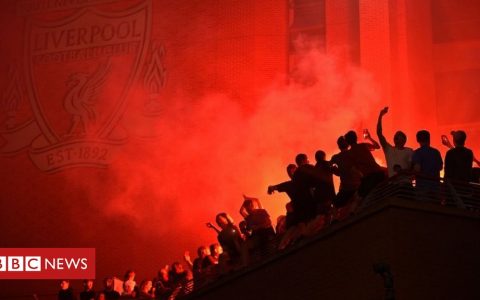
<box><xmin>0</xmin><ymin>248</ymin><xmax>95</xmax><ymax>279</ymax></box>
<box><xmin>0</xmin><ymin>256</ymin><xmax>42</xmax><ymax>271</ymax></box>
<box><xmin>0</xmin><ymin>256</ymin><xmax>88</xmax><ymax>271</ymax></box>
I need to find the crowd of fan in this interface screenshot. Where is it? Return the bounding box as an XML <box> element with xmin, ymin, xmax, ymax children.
<box><xmin>57</xmin><ymin>107</ymin><xmax>480</xmax><ymax>300</ymax></box>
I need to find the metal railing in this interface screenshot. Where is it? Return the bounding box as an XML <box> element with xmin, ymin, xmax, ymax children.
<box><xmin>361</xmin><ymin>174</ymin><xmax>480</xmax><ymax>211</ymax></box>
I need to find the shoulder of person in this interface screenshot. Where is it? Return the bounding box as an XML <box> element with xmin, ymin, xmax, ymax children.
<box><xmin>411</xmin><ymin>149</ymin><xmax>421</xmax><ymax>159</ymax></box>
<box><xmin>383</xmin><ymin>143</ymin><xmax>394</xmax><ymax>151</ymax></box>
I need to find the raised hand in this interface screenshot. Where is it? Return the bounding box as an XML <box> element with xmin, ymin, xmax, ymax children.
<box><xmin>380</xmin><ymin>106</ymin><xmax>389</xmax><ymax>116</ymax></box>
<box><xmin>363</xmin><ymin>128</ymin><xmax>371</xmax><ymax>139</ymax></box>
<box><xmin>183</xmin><ymin>251</ymin><xmax>191</xmax><ymax>261</ymax></box>
<box><xmin>267</xmin><ymin>185</ymin><xmax>275</xmax><ymax>194</ymax></box>
<box><xmin>441</xmin><ymin>135</ymin><xmax>453</xmax><ymax>149</ymax></box>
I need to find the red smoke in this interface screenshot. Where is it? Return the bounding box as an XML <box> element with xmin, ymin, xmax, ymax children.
<box><xmin>68</xmin><ymin>42</ymin><xmax>381</xmax><ymax>273</ymax></box>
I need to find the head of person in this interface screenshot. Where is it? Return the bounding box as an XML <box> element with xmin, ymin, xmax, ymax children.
<box><xmin>104</xmin><ymin>277</ymin><xmax>114</xmax><ymax>290</ymax></box>
<box><xmin>83</xmin><ymin>279</ymin><xmax>94</xmax><ymax>291</ymax></box>
<box><xmin>337</xmin><ymin>136</ymin><xmax>349</xmax><ymax>151</ymax></box>
<box><xmin>286</xmin><ymin>164</ymin><xmax>297</xmax><ymax>179</ymax></box>
<box><xmin>171</xmin><ymin>262</ymin><xmax>184</xmax><ymax>274</ymax></box>
<box><xmin>452</xmin><ymin>130</ymin><xmax>467</xmax><ymax>147</ymax></box>
<box><xmin>140</xmin><ymin>280</ymin><xmax>152</xmax><ymax>293</ymax></box>
<box><xmin>344</xmin><ymin>130</ymin><xmax>357</xmax><ymax>146</ymax></box>
<box><xmin>242</xmin><ymin>199</ymin><xmax>255</xmax><ymax>214</ymax></box>
<box><xmin>416</xmin><ymin>130</ymin><xmax>430</xmax><ymax>146</ymax></box>
<box><xmin>215</xmin><ymin>212</ymin><xmax>234</xmax><ymax>229</ymax></box>
<box><xmin>60</xmin><ymin>280</ymin><xmax>70</xmax><ymax>290</ymax></box>
<box><xmin>210</xmin><ymin>243</ymin><xmax>223</xmax><ymax>257</ymax></box>
<box><xmin>97</xmin><ymin>293</ymin><xmax>106</xmax><ymax>300</ymax></box>
<box><xmin>295</xmin><ymin>153</ymin><xmax>309</xmax><ymax>166</ymax></box>
<box><xmin>124</xmin><ymin>269</ymin><xmax>135</xmax><ymax>281</ymax></box>
<box><xmin>197</xmin><ymin>246</ymin><xmax>210</xmax><ymax>258</ymax></box>
<box><xmin>393</xmin><ymin>131</ymin><xmax>407</xmax><ymax>148</ymax></box>
<box><xmin>315</xmin><ymin>150</ymin><xmax>326</xmax><ymax>163</ymax></box>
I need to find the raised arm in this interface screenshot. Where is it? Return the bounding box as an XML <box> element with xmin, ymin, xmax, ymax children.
<box><xmin>206</xmin><ymin>222</ymin><xmax>221</xmax><ymax>234</ymax></box>
<box><xmin>239</xmin><ymin>205</ymin><xmax>248</xmax><ymax>218</ymax></box>
<box><xmin>441</xmin><ymin>135</ymin><xmax>454</xmax><ymax>149</ymax></box>
<box><xmin>253</xmin><ymin>198</ymin><xmax>263</xmax><ymax>209</ymax></box>
<box><xmin>364</xmin><ymin>128</ymin><xmax>381</xmax><ymax>150</ymax></box>
<box><xmin>242</xmin><ymin>194</ymin><xmax>262</xmax><ymax>209</ymax></box>
<box><xmin>442</xmin><ymin>134</ymin><xmax>480</xmax><ymax>166</ymax></box>
<box><xmin>183</xmin><ymin>251</ymin><xmax>193</xmax><ymax>269</ymax></box>
<box><xmin>376</xmin><ymin>107</ymin><xmax>389</xmax><ymax>149</ymax></box>
<box><xmin>268</xmin><ymin>181</ymin><xmax>291</xmax><ymax>194</ymax></box>
<box><xmin>267</xmin><ymin>185</ymin><xmax>277</xmax><ymax>194</ymax></box>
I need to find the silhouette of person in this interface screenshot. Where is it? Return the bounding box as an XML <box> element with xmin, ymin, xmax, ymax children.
<box><xmin>137</xmin><ymin>280</ymin><xmax>155</xmax><ymax>299</ymax></box>
<box><xmin>183</xmin><ymin>246</ymin><xmax>211</xmax><ymax>283</ymax></box>
<box><xmin>291</xmin><ymin>153</ymin><xmax>326</xmax><ymax>221</ymax></box>
<box><xmin>207</xmin><ymin>243</ymin><xmax>223</xmax><ymax>266</ymax></box>
<box><xmin>412</xmin><ymin>130</ymin><xmax>443</xmax><ymax>200</ymax></box>
<box><xmin>240</xmin><ymin>197</ymin><xmax>273</xmax><ymax>235</ymax></box>
<box><xmin>331</xmin><ymin>136</ymin><xmax>362</xmax><ymax>207</ymax></box>
<box><xmin>376</xmin><ymin>107</ymin><xmax>414</xmax><ymax>177</ymax></box>
<box><xmin>267</xmin><ymin>164</ymin><xmax>297</xmax><ymax>201</ymax></box>
<box><xmin>215</xmin><ymin>212</ymin><xmax>244</xmax><ymax>264</ymax></box>
<box><xmin>313</xmin><ymin>150</ymin><xmax>336</xmax><ymax>214</ymax></box>
<box><xmin>344</xmin><ymin>130</ymin><xmax>386</xmax><ymax>197</ymax></box>
<box><xmin>154</xmin><ymin>266</ymin><xmax>173</xmax><ymax>300</ymax></box>
<box><xmin>168</xmin><ymin>262</ymin><xmax>192</xmax><ymax>293</ymax></box>
<box><xmin>444</xmin><ymin>130</ymin><xmax>473</xmax><ymax>182</ymax></box>
<box><xmin>200</xmin><ymin>243</ymin><xmax>223</xmax><ymax>279</ymax></box>
<box><xmin>102</xmin><ymin>277</ymin><xmax>120</xmax><ymax>300</ymax></box>
<box><xmin>122</xmin><ymin>269</ymin><xmax>137</xmax><ymax>297</ymax></box>
<box><xmin>412</xmin><ymin>130</ymin><xmax>443</xmax><ymax>179</ymax></box>
<box><xmin>240</xmin><ymin>196</ymin><xmax>275</xmax><ymax>259</ymax></box>
<box><xmin>442</xmin><ymin>133</ymin><xmax>480</xmax><ymax>166</ymax></box>
<box><xmin>58</xmin><ymin>280</ymin><xmax>75</xmax><ymax>300</ymax></box>
<box><xmin>268</xmin><ymin>163</ymin><xmax>307</xmax><ymax>226</ymax></box>
<box><xmin>80</xmin><ymin>280</ymin><xmax>95</xmax><ymax>300</ymax></box>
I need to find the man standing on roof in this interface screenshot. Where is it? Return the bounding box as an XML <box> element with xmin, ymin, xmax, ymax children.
<box><xmin>444</xmin><ymin>130</ymin><xmax>473</xmax><ymax>182</ymax></box>
<box><xmin>344</xmin><ymin>130</ymin><xmax>385</xmax><ymax>197</ymax></box>
<box><xmin>376</xmin><ymin>107</ymin><xmax>414</xmax><ymax>177</ymax></box>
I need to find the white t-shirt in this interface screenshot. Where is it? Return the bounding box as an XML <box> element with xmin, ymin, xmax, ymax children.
<box><xmin>383</xmin><ymin>144</ymin><xmax>414</xmax><ymax>177</ymax></box>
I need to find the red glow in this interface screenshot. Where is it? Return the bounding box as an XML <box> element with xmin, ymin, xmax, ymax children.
<box><xmin>1</xmin><ymin>0</ymin><xmax>480</xmax><ymax>295</ymax></box>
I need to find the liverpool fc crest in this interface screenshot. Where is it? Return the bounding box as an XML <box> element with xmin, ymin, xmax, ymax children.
<box><xmin>21</xmin><ymin>1</ymin><xmax>151</xmax><ymax>172</ymax></box>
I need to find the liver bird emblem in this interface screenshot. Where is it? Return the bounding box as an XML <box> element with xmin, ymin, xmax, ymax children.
<box><xmin>63</xmin><ymin>61</ymin><xmax>111</xmax><ymax>138</ymax></box>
